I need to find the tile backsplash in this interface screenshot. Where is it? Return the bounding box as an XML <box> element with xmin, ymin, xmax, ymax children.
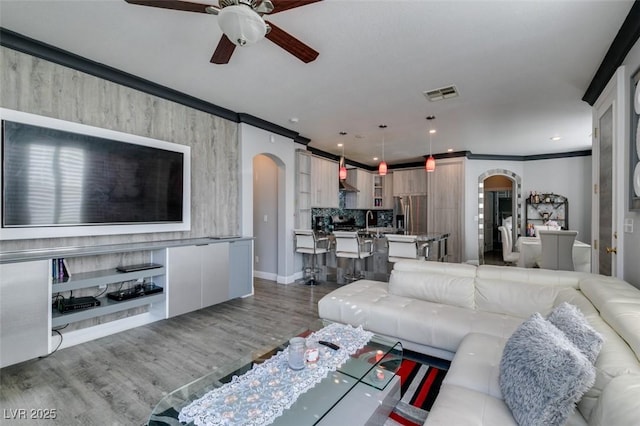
<box><xmin>311</xmin><ymin>208</ymin><xmax>393</xmax><ymax>231</ymax></box>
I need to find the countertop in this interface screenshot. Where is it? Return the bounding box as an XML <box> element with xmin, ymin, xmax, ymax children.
<box><xmin>0</xmin><ymin>236</ymin><xmax>254</xmax><ymax>264</ymax></box>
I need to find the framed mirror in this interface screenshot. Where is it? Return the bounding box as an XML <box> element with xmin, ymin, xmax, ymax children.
<box><xmin>477</xmin><ymin>169</ymin><xmax>522</xmax><ymax>265</ymax></box>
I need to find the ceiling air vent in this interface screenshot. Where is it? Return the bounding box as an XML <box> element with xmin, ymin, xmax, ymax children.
<box><xmin>423</xmin><ymin>85</ymin><xmax>459</xmax><ymax>102</ymax></box>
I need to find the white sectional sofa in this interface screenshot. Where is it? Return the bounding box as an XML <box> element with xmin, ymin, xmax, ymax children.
<box><xmin>318</xmin><ymin>260</ymin><xmax>640</xmax><ymax>426</ymax></box>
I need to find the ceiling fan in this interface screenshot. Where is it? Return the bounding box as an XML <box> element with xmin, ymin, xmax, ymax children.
<box><xmin>124</xmin><ymin>0</ymin><xmax>321</xmax><ymax>64</ymax></box>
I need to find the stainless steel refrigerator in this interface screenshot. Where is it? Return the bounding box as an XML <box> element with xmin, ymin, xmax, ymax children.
<box><xmin>394</xmin><ymin>195</ymin><xmax>428</xmax><ymax>235</ymax></box>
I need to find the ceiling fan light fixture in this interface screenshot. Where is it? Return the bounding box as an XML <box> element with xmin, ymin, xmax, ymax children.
<box><xmin>218</xmin><ymin>4</ymin><xmax>266</xmax><ymax>46</ymax></box>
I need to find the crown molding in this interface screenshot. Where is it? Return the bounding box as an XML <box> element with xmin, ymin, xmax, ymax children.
<box><xmin>582</xmin><ymin>1</ymin><xmax>640</xmax><ymax>105</ymax></box>
<box><xmin>0</xmin><ymin>27</ymin><xmax>310</xmax><ymax>144</ymax></box>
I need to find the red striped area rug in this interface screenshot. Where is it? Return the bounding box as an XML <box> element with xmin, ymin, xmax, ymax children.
<box><xmin>385</xmin><ymin>356</ymin><xmax>449</xmax><ymax>426</ymax></box>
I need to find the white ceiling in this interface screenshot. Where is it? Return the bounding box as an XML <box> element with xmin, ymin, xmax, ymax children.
<box><xmin>0</xmin><ymin>0</ymin><xmax>634</xmax><ymax>166</ymax></box>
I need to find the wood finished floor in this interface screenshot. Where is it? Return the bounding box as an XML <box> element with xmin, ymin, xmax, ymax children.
<box><xmin>0</xmin><ymin>279</ymin><xmax>340</xmax><ymax>426</ymax></box>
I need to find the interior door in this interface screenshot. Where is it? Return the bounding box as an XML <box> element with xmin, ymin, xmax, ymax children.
<box><xmin>593</xmin><ymin>78</ymin><xmax>619</xmax><ymax>276</ymax></box>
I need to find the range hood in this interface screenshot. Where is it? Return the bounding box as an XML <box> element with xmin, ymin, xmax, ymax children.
<box><xmin>339</xmin><ymin>180</ymin><xmax>359</xmax><ymax>192</ymax></box>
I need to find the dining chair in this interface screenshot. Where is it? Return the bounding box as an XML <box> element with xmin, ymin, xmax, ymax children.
<box><xmin>538</xmin><ymin>230</ymin><xmax>578</xmax><ymax>271</ymax></box>
<box><xmin>498</xmin><ymin>226</ymin><xmax>519</xmax><ymax>265</ymax></box>
<box><xmin>293</xmin><ymin>229</ymin><xmax>329</xmax><ymax>285</ymax></box>
<box><xmin>333</xmin><ymin>231</ymin><xmax>373</xmax><ymax>282</ymax></box>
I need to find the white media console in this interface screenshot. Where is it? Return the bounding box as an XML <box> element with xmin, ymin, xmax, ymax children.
<box><xmin>0</xmin><ymin>237</ymin><xmax>253</xmax><ymax>368</ymax></box>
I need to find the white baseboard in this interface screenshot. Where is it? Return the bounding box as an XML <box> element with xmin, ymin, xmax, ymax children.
<box><xmin>278</xmin><ymin>273</ymin><xmax>301</xmax><ymax>284</ymax></box>
<box><xmin>254</xmin><ymin>270</ymin><xmax>277</xmax><ymax>281</ymax></box>
<box><xmin>255</xmin><ymin>270</ymin><xmax>300</xmax><ymax>284</ymax></box>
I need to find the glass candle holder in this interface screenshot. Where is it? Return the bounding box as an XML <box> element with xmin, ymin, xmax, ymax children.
<box><xmin>288</xmin><ymin>337</ymin><xmax>306</xmax><ymax>370</ymax></box>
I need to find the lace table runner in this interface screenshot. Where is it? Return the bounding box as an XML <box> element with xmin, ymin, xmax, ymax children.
<box><xmin>178</xmin><ymin>323</ymin><xmax>374</xmax><ymax>426</ymax></box>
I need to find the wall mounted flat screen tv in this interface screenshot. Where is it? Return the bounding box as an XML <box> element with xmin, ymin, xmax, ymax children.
<box><xmin>1</xmin><ymin>109</ymin><xmax>191</xmax><ymax>240</ymax></box>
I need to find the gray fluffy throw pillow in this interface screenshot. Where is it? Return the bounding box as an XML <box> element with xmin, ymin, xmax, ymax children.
<box><xmin>499</xmin><ymin>313</ymin><xmax>596</xmax><ymax>426</ymax></box>
<box><xmin>547</xmin><ymin>302</ymin><xmax>604</xmax><ymax>364</ymax></box>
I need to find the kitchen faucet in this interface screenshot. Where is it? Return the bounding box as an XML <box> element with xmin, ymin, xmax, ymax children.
<box><xmin>366</xmin><ymin>210</ymin><xmax>374</xmax><ymax>231</ymax></box>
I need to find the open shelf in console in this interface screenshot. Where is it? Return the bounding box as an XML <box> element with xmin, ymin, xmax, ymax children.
<box><xmin>51</xmin><ymin>293</ymin><xmax>165</xmax><ymax>327</ymax></box>
<box><xmin>52</xmin><ymin>266</ymin><xmax>166</xmax><ymax>293</ymax></box>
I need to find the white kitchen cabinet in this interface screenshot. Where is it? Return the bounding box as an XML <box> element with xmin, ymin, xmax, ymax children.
<box><xmin>373</xmin><ymin>174</ymin><xmax>394</xmax><ymax>209</ymax></box>
<box><xmin>296</xmin><ymin>150</ymin><xmax>312</xmax><ymax>228</ymax></box>
<box><xmin>310</xmin><ymin>155</ymin><xmax>339</xmax><ymax>207</ymax></box>
<box><xmin>383</xmin><ymin>173</ymin><xmax>394</xmax><ymax>209</ymax></box>
<box><xmin>346</xmin><ymin>169</ymin><xmax>374</xmax><ymax>209</ymax></box>
<box><xmin>392</xmin><ymin>169</ymin><xmax>427</xmax><ymax>195</ymax></box>
<box><xmin>167</xmin><ymin>243</ymin><xmax>229</xmax><ymax>317</ymax></box>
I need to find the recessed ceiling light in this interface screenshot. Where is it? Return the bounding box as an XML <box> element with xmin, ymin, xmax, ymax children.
<box><xmin>447</xmin><ymin>148</ymin><xmax>453</xmax><ymax>152</ymax></box>
<box><xmin>289</xmin><ymin>117</ymin><xmax>299</xmax><ymax>123</ymax></box>
<box><xmin>337</xmin><ymin>143</ymin><xmax>343</xmax><ymax>147</ymax></box>
<box><xmin>550</xmin><ymin>136</ymin><xmax>562</xmax><ymax>141</ymax></box>
<box><xmin>429</xmin><ymin>129</ymin><xmax>436</xmax><ymax>134</ymax></box>
<box><xmin>373</xmin><ymin>157</ymin><xmax>379</xmax><ymax>161</ymax></box>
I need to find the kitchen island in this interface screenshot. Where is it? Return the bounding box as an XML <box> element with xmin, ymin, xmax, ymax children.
<box><xmin>311</xmin><ymin>231</ymin><xmax>450</xmax><ymax>284</ymax></box>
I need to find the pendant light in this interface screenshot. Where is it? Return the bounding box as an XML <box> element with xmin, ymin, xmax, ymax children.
<box><xmin>338</xmin><ymin>141</ymin><xmax>347</xmax><ymax>180</ymax></box>
<box><xmin>425</xmin><ymin>116</ymin><xmax>436</xmax><ymax>173</ymax></box>
<box><xmin>378</xmin><ymin>124</ymin><xmax>388</xmax><ymax>176</ymax></box>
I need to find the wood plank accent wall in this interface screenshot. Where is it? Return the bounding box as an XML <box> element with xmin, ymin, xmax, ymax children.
<box><xmin>427</xmin><ymin>160</ymin><xmax>464</xmax><ymax>263</ymax></box>
<box><xmin>0</xmin><ymin>47</ymin><xmax>240</xmax><ymax>254</ymax></box>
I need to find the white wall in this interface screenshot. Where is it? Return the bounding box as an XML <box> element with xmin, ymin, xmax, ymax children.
<box><xmin>240</xmin><ymin>123</ymin><xmax>303</xmax><ymax>283</ymax></box>
<box><xmin>463</xmin><ymin>156</ymin><xmax>592</xmax><ymax>262</ymax></box>
<box><xmin>523</xmin><ymin>156</ymin><xmax>592</xmax><ymax>243</ymax></box>
<box><xmin>253</xmin><ymin>155</ymin><xmax>279</xmax><ymax>279</ymax></box>
<box><xmin>620</xmin><ymin>38</ymin><xmax>640</xmax><ymax>288</ymax></box>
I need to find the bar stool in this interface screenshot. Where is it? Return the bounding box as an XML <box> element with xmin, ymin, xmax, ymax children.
<box><xmin>294</xmin><ymin>229</ymin><xmax>329</xmax><ymax>285</ymax></box>
<box><xmin>386</xmin><ymin>234</ymin><xmax>422</xmax><ymax>263</ymax></box>
<box><xmin>333</xmin><ymin>231</ymin><xmax>373</xmax><ymax>283</ymax></box>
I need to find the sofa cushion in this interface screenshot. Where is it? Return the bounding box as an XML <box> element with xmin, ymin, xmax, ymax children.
<box><xmin>388</xmin><ymin>269</ymin><xmax>475</xmax><ymax>309</ymax></box>
<box><xmin>475</xmin><ymin>278</ymin><xmax>559</xmax><ymax>318</ymax></box>
<box><xmin>318</xmin><ymin>280</ymin><xmax>523</xmax><ymax>357</ymax></box>
<box><xmin>553</xmin><ymin>287</ymin><xmax>600</xmax><ymax>318</ymax></box>
<box><xmin>599</xmin><ymin>301</ymin><xmax>640</xmax><ymax>361</ymax></box>
<box><xmin>318</xmin><ymin>280</ymin><xmax>389</xmax><ymax>326</ymax></box>
<box><xmin>576</xmin><ymin>314</ymin><xmax>640</xmax><ymax>420</ymax></box>
<box><xmin>425</xmin><ymin>384</ymin><xmax>517</xmax><ymax>426</ymax></box>
<box><xmin>588</xmin><ymin>374</ymin><xmax>640</xmax><ymax>426</ymax></box>
<box><xmin>580</xmin><ymin>276</ymin><xmax>640</xmax><ymax>361</ymax></box>
<box><xmin>499</xmin><ymin>313</ymin><xmax>596</xmax><ymax>426</ymax></box>
<box><xmin>547</xmin><ymin>302</ymin><xmax>604</xmax><ymax>364</ymax></box>
<box><xmin>442</xmin><ymin>333</ymin><xmax>506</xmax><ymax>399</ymax></box>
<box><xmin>477</xmin><ymin>265</ymin><xmax>585</xmax><ymax>288</ymax></box>
<box><xmin>392</xmin><ymin>259</ymin><xmax>477</xmax><ymax>275</ymax></box>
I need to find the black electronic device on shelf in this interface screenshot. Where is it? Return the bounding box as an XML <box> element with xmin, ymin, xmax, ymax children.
<box><xmin>57</xmin><ymin>296</ymin><xmax>101</xmax><ymax>314</ymax></box>
<box><xmin>116</xmin><ymin>263</ymin><xmax>163</xmax><ymax>273</ymax></box>
<box><xmin>107</xmin><ymin>283</ymin><xmax>163</xmax><ymax>302</ymax></box>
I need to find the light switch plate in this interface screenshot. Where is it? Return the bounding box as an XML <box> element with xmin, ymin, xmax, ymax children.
<box><xmin>624</xmin><ymin>218</ymin><xmax>633</xmax><ymax>233</ymax></box>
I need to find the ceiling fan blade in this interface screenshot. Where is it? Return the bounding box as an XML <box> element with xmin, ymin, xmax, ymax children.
<box><xmin>124</xmin><ymin>0</ymin><xmax>212</xmax><ymax>13</ymax></box>
<box><xmin>211</xmin><ymin>35</ymin><xmax>237</xmax><ymax>64</ymax></box>
<box><xmin>270</xmin><ymin>0</ymin><xmax>322</xmax><ymax>14</ymax></box>
<box><xmin>264</xmin><ymin>21</ymin><xmax>318</xmax><ymax>63</ymax></box>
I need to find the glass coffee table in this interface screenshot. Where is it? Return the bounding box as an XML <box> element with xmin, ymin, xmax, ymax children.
<box><xmin>148</xmin><ymin>321</ymin><xmax>402</xmax><ymax>426</ymax></box>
